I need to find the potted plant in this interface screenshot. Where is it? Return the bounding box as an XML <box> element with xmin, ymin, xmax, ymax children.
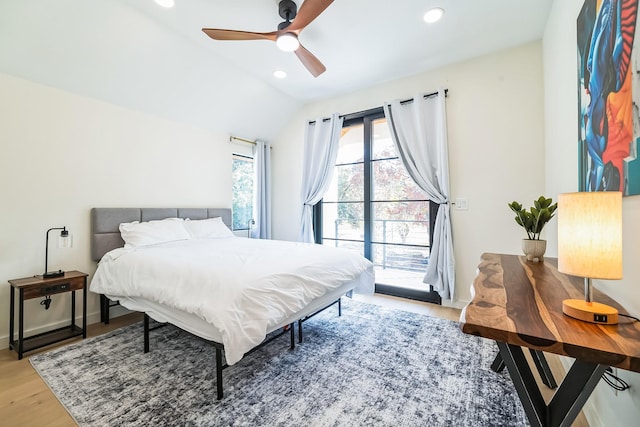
<box><xmin>508</xmin><ymin>196</ymin><xmax>557</xmax><ymax>262</ymax></box>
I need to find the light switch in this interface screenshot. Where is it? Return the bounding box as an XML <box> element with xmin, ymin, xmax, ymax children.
<box><xmin>455</xmin><ymin>197</ymin><xmax>468</xmax><ymax>210</ymax></box>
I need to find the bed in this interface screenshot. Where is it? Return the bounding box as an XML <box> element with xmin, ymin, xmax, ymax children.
<box><xmin>89</xmin><ymin>207</ymin><xmax>374</xmax><ymax>399</ymax></box>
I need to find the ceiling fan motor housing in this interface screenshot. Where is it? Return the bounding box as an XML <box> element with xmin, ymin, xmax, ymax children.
<box><xmin>279</xmin><ymin>0</ymin><xmax>298</xmax><ymax>21</ymax></box>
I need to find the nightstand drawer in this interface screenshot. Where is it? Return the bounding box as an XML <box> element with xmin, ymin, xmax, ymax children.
<box><xmin>22</xmin><ymin>279</ymin><xmax>84</xmax><ymax>300</ymax></box>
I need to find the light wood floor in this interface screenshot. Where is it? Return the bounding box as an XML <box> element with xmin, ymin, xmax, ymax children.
<box><xmin>0</xmin><ymin>294</ymin><xmax>588</xmax><ymax>427</ymax></box>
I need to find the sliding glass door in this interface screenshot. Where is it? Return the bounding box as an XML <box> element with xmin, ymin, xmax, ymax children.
<box><xmin>316</xmin><ymin>109</ymin><xmax>438</xmax><ymax>302</ymax></box>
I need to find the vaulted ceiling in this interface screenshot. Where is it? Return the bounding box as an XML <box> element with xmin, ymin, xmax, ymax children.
<box><xmin>0</xmin><ymin>0</ymin><xmax>553</xmax><ymax>140</ymax></box>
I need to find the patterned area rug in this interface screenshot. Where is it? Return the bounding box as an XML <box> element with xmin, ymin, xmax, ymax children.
<box><xmin>30</xmin><ymin>299</ymin><xmax>527</xmax><ymax>426</ymax></box>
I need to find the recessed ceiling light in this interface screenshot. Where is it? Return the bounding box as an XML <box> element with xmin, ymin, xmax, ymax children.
<box><xmin>424</xmin><ymin>7</ymin><xmax>444</xmax><ymax>24</ymax></box>
<box><xmin>154</xmin><ymin>0</ymin><xmax>175</xmax><ymax>8</ymax></box>
<box><xmin>274</xmin><ymin>70</ymin><xmax>287</xmax><ymax>79</ymax></box>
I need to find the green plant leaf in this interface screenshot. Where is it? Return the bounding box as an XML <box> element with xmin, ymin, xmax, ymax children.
<box><xmin>507</xmin><ymin>196</ymin><xmax>557</xmax><ymax>240</ymax></box>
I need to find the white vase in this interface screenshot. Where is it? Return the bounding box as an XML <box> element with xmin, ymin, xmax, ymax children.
<box><xmin>522</xmin><ymin>239</ymin><xmax>546</xmax><ymax>262</ymax></box>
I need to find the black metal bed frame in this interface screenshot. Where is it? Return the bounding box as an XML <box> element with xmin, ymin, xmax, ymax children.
<box><xmin>142</xmin><ymin>297</ymin><xmax>343</xmax><ymax>399</ymax></box>
<box><xmin>297</xmin><ymin>298</ymin><xmax>341</xmax><ymax>343</ymax></box>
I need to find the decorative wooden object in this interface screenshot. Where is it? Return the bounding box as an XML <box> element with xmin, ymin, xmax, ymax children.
<box><xmin>460</xmin><ymin>253</ymin><xmax>640</xmax><ymax>427</ymax></box>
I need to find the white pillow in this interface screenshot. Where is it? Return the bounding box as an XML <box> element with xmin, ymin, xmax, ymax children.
<box><xmin>119</xmin><ymin>217</ymin><xmax>191</xmax><ymax>248</ymax></box>
<box><xmin>184</xmin><ymin>217</ymin><xmax>234</xmax><ymax>239</ymax></box>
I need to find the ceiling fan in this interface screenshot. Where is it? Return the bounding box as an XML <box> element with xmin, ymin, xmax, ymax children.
<box><xmin>202</xmin><ymin>0</ymin><xmax>333</xmax><ymax>77</ymax></box>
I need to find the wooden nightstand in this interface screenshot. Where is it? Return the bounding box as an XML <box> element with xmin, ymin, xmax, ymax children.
<box><xmin>8</xmin><ymin>270</ymin><xmax>88</xmax><ymax>359</ymax></box>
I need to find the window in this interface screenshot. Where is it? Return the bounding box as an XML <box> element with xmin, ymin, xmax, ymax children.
<box><xmin>232</xmin><ymin>154</ymin><xmax>254</xmax><ymax>231</ymax></box>
<box><xmin>315</xmin><ymin>108</ymin><xmax>439</xmax><ymax>303</ymax></box>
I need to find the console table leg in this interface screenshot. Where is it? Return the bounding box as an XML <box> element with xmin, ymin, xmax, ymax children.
<box><xmin>492</xmin><ymin>348</ymin><xmax>557</xmax><ymax>389</ymax></box>
<box><xmin>497</xmin><ymin>342</ymin><xmax>547</xmax><ymax>427</ymax></box>
<box><xmin>497</xmin><ymin>341</ymin><xmax>605</xmax><ymax>427</ymax></box>
<box><xmin>491</xmin><ymin>352</ymin><xmax>506</xmax><ymax>372</ymax></box>
<box><xmin>529</xmin><ymin>349</ymin><xmax>558</xmax><ymax>389</ymax></box>
<box><xmin>547</xmin><ymin>361</ymin><xmax>606</xmax><ymax>427</ymax></box>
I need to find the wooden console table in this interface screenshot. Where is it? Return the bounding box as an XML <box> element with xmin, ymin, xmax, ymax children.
<box><xmin>460</xmin><ymin>253</ymin><xmax>640</xmax><ymax>427</ymax></box>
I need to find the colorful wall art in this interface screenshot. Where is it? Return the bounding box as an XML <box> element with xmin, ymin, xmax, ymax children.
<box><xmin>578</xmin><ymin>0</ymin><xmax>640</xmax><ymax>195</ymax></box>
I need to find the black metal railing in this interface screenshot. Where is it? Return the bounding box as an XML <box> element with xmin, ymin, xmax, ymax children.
<box><xmin>325</xmin><ymin>218</ymin><xmax>430</xmax><ymax>272</ymax></box>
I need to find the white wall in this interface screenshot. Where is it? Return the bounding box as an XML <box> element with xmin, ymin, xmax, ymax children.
<box><xmin>0</xmin><ymin>72</ymin><xmax>243</xmax><ymax>347</ymax></box>
<box><xmin>543</xmin><ymin>1</ymin><xmax>640</xmax><ymax>426</ymax></box>
<box><xmin>271</xmin><ymin>41</ymin><xmax>546</xmax><ymax>307</ymax></box>
<box><xmin>0</xmin><ymin>1</ymin><xmax>301</xmax><ymax>141</ymax></box>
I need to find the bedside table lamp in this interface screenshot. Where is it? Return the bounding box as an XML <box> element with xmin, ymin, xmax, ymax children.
<box><xmin>43</xmin><ymin>226</ymin><xmax>73</xmax><ymax>279</ymax></box>
<box><xmin>557</xmin><ymin>192</ymin><xmax>622</xmax><ymax>325</ymax></box>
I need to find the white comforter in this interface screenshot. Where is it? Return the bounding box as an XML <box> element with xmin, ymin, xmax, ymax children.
<box><xmin>90</xmin><ymin>237</ymin><xmax>374</xmax><ymax>364</ymax></box>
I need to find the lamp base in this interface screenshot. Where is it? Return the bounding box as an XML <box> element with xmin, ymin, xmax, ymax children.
<box><xmin>562</xmin><ymin>299</ymin><xmax>618</xmax><ymax>325</ymax></box>
<box><xmin>43</xmin><ymin>270</ymin><xmax>65</xmax><ymax>279</ymax></box>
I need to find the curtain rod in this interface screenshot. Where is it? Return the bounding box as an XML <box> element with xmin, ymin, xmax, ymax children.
<box><xmin>400</xmin><ymin>88</ymin><xmax>448</xmax><ymax>105</ymax></box>
<box><xmin>307</xmin><ymin>88</ymin><xmax>448</xmax><ymax>124</ymax></box>
<box><xmin>229</xmin><ymin>135</ymin><xmax>273</xmax><ymax>149</ymax></box>
<box><xmin>230</xmin><ymin>135</ymin><xmax>256</xmax><ymax>145</ymax></box>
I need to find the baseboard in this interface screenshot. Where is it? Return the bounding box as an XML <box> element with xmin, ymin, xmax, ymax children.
<box><xmin>443</xmin><ymin>299</ymin><xmax>468</xmax><ymax>310</ymax></box>
<box><xmin>582</xmin><ymin>404</ymin><xmax>602</xmax><ymax>427</ymax></box>
<box><xmin>1</xmin><ymin>310</ymin><xmax>102</xmax><ymax>351</ymax></box>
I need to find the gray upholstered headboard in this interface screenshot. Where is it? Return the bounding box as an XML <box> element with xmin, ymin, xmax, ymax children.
<box><xmin>91</xmin><ymin>207</ymin><xmax>232</xmax><ymax>262</ymax></box>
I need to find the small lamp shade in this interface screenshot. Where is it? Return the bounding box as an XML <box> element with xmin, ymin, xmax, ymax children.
<box><xmin>58</xmin><ymin>230</ymin><xmax>73</xmax><ymax>248</ymax></box>
<box><xmin>557</xmin><ymin>191</ymin><xmax>622</xmax><ymax>279</ymax></box>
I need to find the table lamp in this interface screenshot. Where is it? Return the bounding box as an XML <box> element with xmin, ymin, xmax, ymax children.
<box><xmin>557</xmin><ymin>192</ymin><xmax>622</xmax><ymax>325</ymax></box>
<box><xmin>43</xmin><ymin>226</ymin><xmax>73</xmax><ymax>278</ymax></box>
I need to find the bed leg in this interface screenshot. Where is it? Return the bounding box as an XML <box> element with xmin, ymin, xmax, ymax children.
<box><xmin>143</xmin><ymin>313</ymin><xmax>150</xmax><ymax>353</ymax></box>
<box><xmin>290</xmin><ymin>323</ymin><xmax>295</xmax><ymax>349</ymax></box>
<box><xmin>215</xmin><ymin>346</ymin><xmax>224</xmax><ymax>400</ymax></box>
<box><xmin>100</xmin><ymin>295</ymin><xmax>105</xmax><ymax>323</ymax></box>
<box><xmin>338</xmin><ymin>297</ymin><xmax>342</xmax><ymax>316</ymax></box>
<box><xmin>298</xmin><ymin>319</ymin><xmax>303</xmax><ymax>343</ymax></box>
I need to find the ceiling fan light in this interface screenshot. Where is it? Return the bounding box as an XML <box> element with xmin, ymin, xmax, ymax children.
<box><xmin>424</xmin><ymin>7</ymin><xmax>445</xmax><ymax>24</ymax></box>
<box><xmin>276</xmin><ymin>33</ymin><xmax>300</xmax><ymax>52</ymax></box>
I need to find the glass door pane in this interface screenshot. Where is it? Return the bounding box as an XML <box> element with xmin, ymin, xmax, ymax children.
<box><xmin>371</xmin><ymin>118</ymin><xmax>430</xmax><ymax>291</ymax></box>
<box><xmin>372</xmin><ymin>118</ymin><xmax>395</xmax><ymax>160</ymax></box>
<box><xmin>320</xmin><ymin>114</ymin><xmax>434</xmax><ymax>295</ymax></box>
<box><xmin>322</xmin><ymin>123</ymin><xmax>365</xmax><ymax>255</ymax></box>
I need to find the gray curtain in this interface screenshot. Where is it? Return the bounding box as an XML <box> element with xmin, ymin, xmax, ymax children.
<box><xmin>383</xmin><ymin>89</ymin><xmax>455</xmax><ymax>300</ymax></box>
<box><xmin>299</xmin><ymin>113</ymin><xmax>344</xmax><ymax>243</ymax></box>
<box><xmin>251</xmin><ymin>140</ymin><xmax>272</xmax><ymax>239</ymax></box>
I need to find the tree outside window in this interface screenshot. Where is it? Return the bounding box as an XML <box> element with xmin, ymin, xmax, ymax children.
<box><xmin>232</xmin><ymin>154</ymin><xmax>254</xmax><ymax>230</ymax></box>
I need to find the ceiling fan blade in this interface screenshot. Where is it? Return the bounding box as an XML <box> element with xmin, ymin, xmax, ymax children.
<box><xmin>287</xmin><ymin>0</ymin><xmax>334</xmax><ymax>32</ymax></box>
<box><xmin>295</xmin><ymin>44</ymin><xmax>326</xmax><ymax>77</ymax></box>
<box><xmin>202</xmin><ymin>28</ymin><xmax>278</xmax><ymax>41</ymax></box>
